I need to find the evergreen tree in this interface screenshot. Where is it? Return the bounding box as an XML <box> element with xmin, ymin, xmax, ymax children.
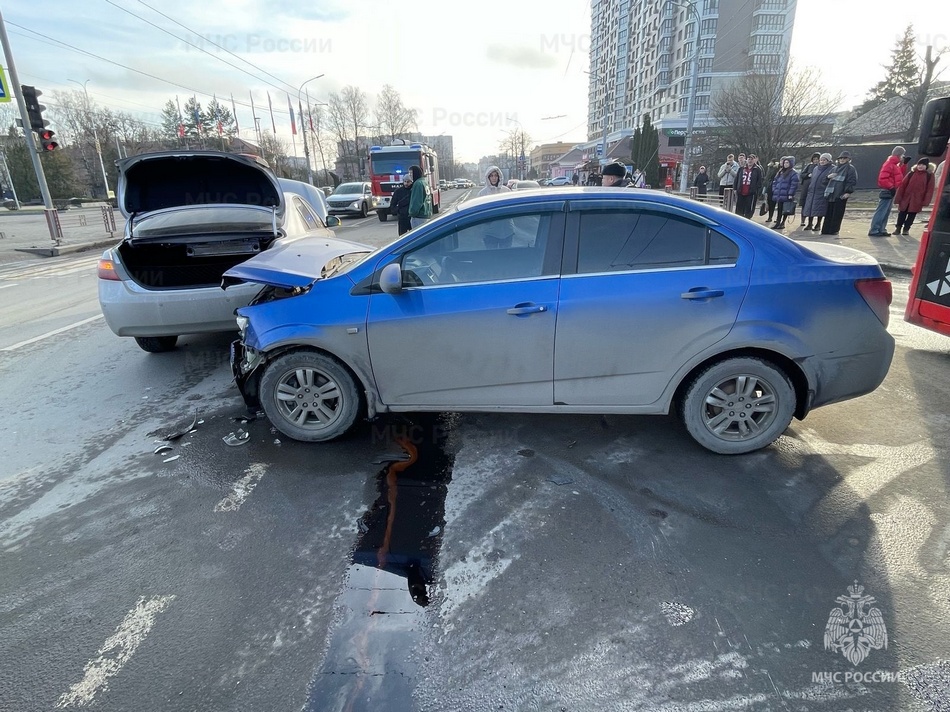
<box><xmin>854</xmin><ymin>24</ymin><xmax>921</xmax><ymax>116</ymax></box>
<box><xmin>181</xmin><ymin>97</ymin><xmax>205</xmax><ymax>140</ymax></box>
<box><xmin>160</xmin><ymin>100</ymin><xmax>183</xmax><ymax>142</ymax></box>
<box><xmin>205</xmin><ymin>97</ymin><xmax>236</xmax><ymax>140</ymax></box>
<box><xmin>630</xmin><ymin>114</ymin><xmax>660</xmax><ymax>187</ymax></box>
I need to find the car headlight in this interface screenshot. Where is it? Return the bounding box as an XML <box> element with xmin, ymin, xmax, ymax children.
<box><xmin>236</xmin><ymin>315</ymin><xmax>249</xmax><ymax>339</ymax></box>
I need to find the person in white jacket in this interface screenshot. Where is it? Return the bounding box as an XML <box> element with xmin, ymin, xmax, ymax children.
<box><xmin>717</xmin><ymin>154</ymin><xmax>739</xmax><ymax>197</ymax></box>
<box><xmin>478</xmin><ymin>165</ymin><xmax>511</xmax><ymax>197</ymax></box>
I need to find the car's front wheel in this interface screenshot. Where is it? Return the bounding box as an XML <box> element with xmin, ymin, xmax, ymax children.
<box><xmin>134</xmin><ymin>335</ymin><xmax>178</xmax><ymax>353</ymax></box>
<box><xmin>259</xmin><ymin>350</ymin><xmax>361</xmax><ymax>442</ymax></box>
<box><xmin>377</xmin><ymin>210</ymin><xmax>388</xmax><ymax>222</ymax></box>
<box><xmin>359</xmin><ymin>202</ymin><xmax>368</xmax><ymax>218</ymax></box>
<box><xmin>679</xmin><ymin>357</ymin><xmax>795</xmax><ymax>455</ymax></box>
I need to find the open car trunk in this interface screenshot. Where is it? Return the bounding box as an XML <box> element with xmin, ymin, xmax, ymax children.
<box><xmin>117</xmin><ymin>233</ymin><xmax>280</xmax><ymax>289</ymax></box>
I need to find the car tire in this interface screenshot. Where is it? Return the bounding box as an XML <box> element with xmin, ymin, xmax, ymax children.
<box><xmin>377</xmin><ymin>210</ymin><xmax>388</xmax><ymax>222</ymax></box>
<box><xmin>432</xmin><ymin>201</ymin><xmax>440</xmax><ymax>214</ymax></box>
<box><xmin>679</xmin><ymin>357</ymin><xmax>795</xmax><ymax>455</ymax></box>
<box><xmin>259</xmin><ymin>350</ymin><xmax>361</xmax><ymax>443</ymax></box>
<box><xmin>359</xmin><ymin>202</ymin><xmax>368</xmax><ymax>218</ymax></box>
<box><xmin>134</xmin><ymin>335</ymin><xmax>178</xmax><ymax>353</ymax></box>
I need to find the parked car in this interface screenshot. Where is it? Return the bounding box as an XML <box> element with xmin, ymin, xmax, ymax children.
<box><xmin>438</xmin><ymin>179</ymin><xmax>449</xmax><ymax>191</ymax></box>
<box><xmin>511</xmin><ymin>180</ymin><xmax>541</xmax><ymax>190</ymax></box>
<box><xmin>278</xmin><ymin>177</ymin><xmax>329</xmax><ymax>225</ymax></box>
<box><xmin>327</xmin><ymin>182</ymin><xmax>377</xmax><ymax>217</ymax></box>
<box><xmin>455</xmin><ymin>178</ymin><xmax>474</xmax><ymax>189</ymax></box>
<box><xmin>225</xmin><ymin>188</ymin><xmax>894</xmax><ymax>455</ymax></box>
<box><xmin>97</xmin><ymin>151</ymin><xmax>341</xmax><ymax>353</ymax></box>
<box><xmin>549</xmin><ymin>176</ymin><xmax>571</xmax><ymax>186</ymax></box>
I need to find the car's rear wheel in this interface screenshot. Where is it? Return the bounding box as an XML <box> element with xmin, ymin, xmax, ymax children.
<box><xmin>134</xmin><ymin>335</ymin><xmax>178</xmax><ymax>353</ymax></box>
<box><xmin>377</xmin><ymin>210</ymin><xmax>388</xmax><ymax>222</ymax></box>
<box><xmin>259</xmin><ymin>350</ymin><xmax>360</xmax><ymax>442</ymax></box>
<box><xmin>359</xmin><ymin>202</ymin><xmax>368</xmax><ymax>218</ymax></box>
<box><xmin>679</xmin><ymin>357</ymin><xmax>795</xmax><ymax>455</ymax></box>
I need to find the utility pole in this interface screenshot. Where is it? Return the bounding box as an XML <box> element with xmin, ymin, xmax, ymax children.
<box><xmin>0</xmin><ymin>7</ymin><xmax>59</xmax><ymax>245</ymax></box>
<box><xmin>672</xmin><ymin>0</ymin><xmax>701</xmax><ymax>194</ymax></box>
<box><xmin>297</xmin><ymin>75</ymin><xmax>324</xmax><ymax>185</ymax></box>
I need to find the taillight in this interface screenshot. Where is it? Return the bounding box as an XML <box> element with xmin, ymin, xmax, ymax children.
<box><xmin>97</xmin><ymin>258</ymin><xmax>121</xmax><ymax>281</ymax></box>
<box><xmin>855</xmin><ymin>278</ymin><xmax>892</xmax><ymax>327</ymax></box>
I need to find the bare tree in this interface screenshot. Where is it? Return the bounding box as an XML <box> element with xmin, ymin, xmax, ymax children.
<box><xmin>905</xmin><ymin>45</ymin><xmax>947</xmax><ymax>142</ymax></box>
<box><xmin>327</xmin><ymin>86</ymin><xmax>370</xmax><ymax>179</ymax></box>
<box><xmin>307</xmin><ymin>104</ymin><xmax>336</xmax><ymax>185</ymax></box>
<box><xmin>711</xmin><ymin>63</ymin><xmax>843</xmax><ymax>164</ymax></box>
<box><xmin>498</xmin><ymin>129</ymin><xmax>531</xmax><ymax>179</ymax></box>
<box><xmin>374</xmin><ymin>85</ymin><xmax>418</xmax><ymax>143</ymax></box>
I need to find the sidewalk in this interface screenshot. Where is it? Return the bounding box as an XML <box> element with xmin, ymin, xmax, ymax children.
<box><xmin>0</xmin><ymin>201</ymin><xmax>920</xmax><ymax>272</ymax></box>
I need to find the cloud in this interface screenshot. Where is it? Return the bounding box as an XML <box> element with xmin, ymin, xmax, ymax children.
<box><xmin>485</xmin><ymin>43</ymin><xmax>557</xmax><ymax>69</ymax></box>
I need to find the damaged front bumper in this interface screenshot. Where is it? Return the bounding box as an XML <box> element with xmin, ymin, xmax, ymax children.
<box><xmin>230</xmin><ymin>339</ymin><xmax>263</xmax><ymax>409</ymax></box>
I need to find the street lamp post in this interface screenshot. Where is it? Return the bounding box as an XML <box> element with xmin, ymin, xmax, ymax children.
<box><xmin>297</xmin><ymin>74</ymin><xmax>324</xmax><ymax>185</ymax></box>
<box><xmin>669</xmin><ymin>0</ymin><xmax>701</xmax><ymax>194</ymax></box>
<box><xmin>585</xmin><ymin>67</ymin><xmax>610</xmax><ymax>168</ymax></box>
<box><xmin>68</xmin><ymin>79</ymin><xmax>111</xmax><ymax>200</ymax></box>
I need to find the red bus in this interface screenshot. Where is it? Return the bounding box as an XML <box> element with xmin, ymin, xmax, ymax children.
<box><xmin>905</xmin><ymin>97</ymin><xmax>950</xmax><ymax>336</ymax></box>
<box><xmin>367</xmin><ymin>143</ymin><xmax>441</xmax><ymax>222</ymax></box>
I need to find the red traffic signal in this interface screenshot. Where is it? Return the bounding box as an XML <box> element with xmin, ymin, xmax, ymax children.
<box><xmin>38</xmin><ymin>129</ymin><xmax>58</xmax><ymax>152</ymax></box>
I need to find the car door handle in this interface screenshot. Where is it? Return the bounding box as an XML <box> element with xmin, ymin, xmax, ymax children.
<box><xmin>507</xmin><ymin>304</ymin><xmax>548</xmax><ymax>315</ymax></box>
<box><xmin>681</xmin><ymin>288</ymin><xmax>725</xmax><ymax>300</ymax></box>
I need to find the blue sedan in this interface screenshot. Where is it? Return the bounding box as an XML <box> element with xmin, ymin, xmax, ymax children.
<box><xmin>224</xmin><ymin>188</ymin><xmax>895</xmax><ymax>455</ymax></box>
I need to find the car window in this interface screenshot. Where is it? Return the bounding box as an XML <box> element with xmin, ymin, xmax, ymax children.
<box><xmin>576</xmin><ymin>210</ymin><xmax>715</xmax><ymax>273</ymax></box>
<box><xmin>709</xmin><ymin>230</ymin><xmax>739</xmax><ymax>265</ymax></box>
<box><xmin>292</xmin><ymin>196</ymin><xmax>319</xmax><ymax>232</ymax></box>
<box><xmin>402</xmin><ymin>212</ymin><xmax>554</xmax><ymax>286</ymax></box>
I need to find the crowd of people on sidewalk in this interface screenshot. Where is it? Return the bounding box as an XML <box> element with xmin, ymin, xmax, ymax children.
<box><xmin>702</xmin><ymin>146</ymin><xmax>941</xmax><ymax>238</ymax></box>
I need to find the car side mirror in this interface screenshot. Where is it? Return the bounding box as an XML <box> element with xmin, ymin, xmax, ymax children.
<box><xmin>325</xmin><ymin>215</ymin><xmax>342</xmax><ymax>228</ymax></box>
<box><xmin>379</xmin><ymin>262</ymin><xmax>403</xmax><ymax>294</ymax></box>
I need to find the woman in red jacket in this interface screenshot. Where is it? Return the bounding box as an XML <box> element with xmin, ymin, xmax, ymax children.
<box><xmin>894</xmin><ymin>158</ymin><xmax>936</xmax><ymax>236</ymax></box>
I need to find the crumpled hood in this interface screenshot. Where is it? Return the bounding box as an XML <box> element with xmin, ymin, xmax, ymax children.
<box><xmin>221</xmin><ymin>234</ymin><xmax>372</xmax><ymax>290</ymax></box>
<box><xmin>116</xmin><ymin>151</ymin><xmax>284</xmax><ymax>221</ymax></box>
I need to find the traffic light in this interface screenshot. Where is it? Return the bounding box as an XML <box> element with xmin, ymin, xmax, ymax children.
<box><xmin>20</xmin><ymin>85</ymin><xmax>48</xmax><ymax>131</ymax></box>
<box><xmin>38</xmin><ymin>129</ymin><xmax>58</xmax><ymax>152</ymax></box>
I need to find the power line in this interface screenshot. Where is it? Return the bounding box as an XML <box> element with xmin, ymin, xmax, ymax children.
<box><xmin>103</xmin><ymin>0</ymin><xmax>297</xmax><ymax>96</ymax></box>
<box><xmin>132</xmin><ymin>0</ymin><xmax>300</xmax><ymax>95</ymax></box>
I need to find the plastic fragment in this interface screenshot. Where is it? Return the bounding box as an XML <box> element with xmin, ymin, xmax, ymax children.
<box><xmin>223</xmin><ymin>429</ymin><xmax>250</xmax><ymax>446</ymax></box>
<box><xmin>164</xmin><ymin>408</ymin><xmax>199</xmax><ymax>441</ymax></box>
<box><xmin>153</xmin><ymin>445</ymin><xmax>173</xmax><ymax>455</ymax></box>
<box><xmin>547</xmin><ymin>474</ymin><xmax>575</xmax><ymax>486</ymax></box>
<box><xmin>163</xmin><ymin>455</ymin><xmax>180</xmax><ymax>463</ymax></box>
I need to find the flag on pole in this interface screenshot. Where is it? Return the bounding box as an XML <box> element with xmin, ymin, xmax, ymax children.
<box><xmin>267</xmin><ymin>91</ymin><xmax>276</xmax><ymax>133</ymax></box>
<box><xmin>249</xmin><ymin>91</ymin><xmax>258</xmax><ymax>133</ymax></box>
<box><xmin>298</xmin><ymin>98</ymin><xmax>306</xmax><ymax>136</ymax></box>
<box><xmin>287</xmin><ymin>94</ymin><xmax>297</xmax><ymax>135</ymax></box>
<box><xmin>230</xmin><ymin>94</ymin><xmax>240</xmax><ymax>133</ymax></box>
<box><xmin>175</xmin><ymin>95</ymin><xmax>185</xmax><ymax>138</ymax></box>
<box><xmin>213</xmin><ymin>94</ymin><xmax>223</xmax><ymax>136</ymax></box>
<box><xmin>192</xmin><ymin>95</ymin><xmax>202</xmax><ymax>133</ymax></box>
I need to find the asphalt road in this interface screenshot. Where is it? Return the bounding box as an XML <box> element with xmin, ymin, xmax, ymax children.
<box><xmin>0</xmin><ymin>193</ymin><xmax>948</xmax><ymax>711</ymax></box>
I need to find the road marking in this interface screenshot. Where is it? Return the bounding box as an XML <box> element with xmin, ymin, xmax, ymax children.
<box><xmin>214</xmin><ymin>463</ymin><xmax>267</xmax><ymax>512</ymax></box>
<box><xmin>56</xmin><ymin>595</ymin><xmax>176</xmax><ymax>708</ymax></box>
<box><xmin>0</xmin><ymin>256</ymin><xmax>99</xmax><ymax>280</ymax></box>
<box><xmin>1</xmin><ymin>314</ymin><xmax>103</xmax><ymax>351</ymax></box>
<box><xmin>0</xmin><ymin>283</ymin><xmax>17</xmax><ymax>289</ymax></box>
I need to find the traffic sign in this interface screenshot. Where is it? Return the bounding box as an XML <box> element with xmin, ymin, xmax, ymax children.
<box><xmin>596</xmin><ymin>143</ymin><xmax>603</xmax><ymax>157</ymax></box>
<box><xmin>0</xmin><ymin>67</ymin><xmax>10</xmax><ymax>103</ymax></box>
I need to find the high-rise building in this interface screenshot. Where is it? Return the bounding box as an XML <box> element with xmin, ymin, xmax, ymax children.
<box><xmin>587</xmin><ymin>0</ymin><xmax>797</xmax><ymax>143</ymax></box>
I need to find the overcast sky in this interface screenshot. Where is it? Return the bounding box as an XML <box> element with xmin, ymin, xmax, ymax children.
<box><xmin>2</xmin><ymin>0</ymin><xmax>944</xmax><ymax>163</ymax></box>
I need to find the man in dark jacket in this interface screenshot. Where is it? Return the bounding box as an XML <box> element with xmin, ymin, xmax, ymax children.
<box><xmin>389</xmin><ymin>174</ymin><xmax>413</xmax><ymax>235</ymax></box>
<box><xmin>600</xmin><ymin>161</ymin><xmax>631</xmax><ymax>187</ymax></box>
<box><xmin>797</xmin><ymin>152</ymin><xmax>821</xmax><ymax>228</ymax></box>
<box><xmin>820</xmin><ymin>151</ymin><xmax>858</xmax><ymax>236</ymax></box>
<box><xmin>733</xmin><ymin>155</ymin><xmax>763</xmax><ymax>219</ymax></box>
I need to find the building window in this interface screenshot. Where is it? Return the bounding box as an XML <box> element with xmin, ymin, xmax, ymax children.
<box><xmin>699</xmin><ymin>38</ymin><xmax>715</xmax><ymax>55</ymax></box>
<box><xmin>754</xmin><ymin>14</ymin><xmax>784</xmax><ymax>31</ymax></box>
<box><xmin>755</xmin><ymin>0</ymin><xmax>785</xmax><ymax>9</ymax></box>
<box><xmin>696</xmin><ymin>76</ymin><xmax>711</xmax><ymax>92</ymax></box>
<box><xmin>696</xmin><ymin>95</ymin><xmax>710</xmax><ymax>111</ymax></box>
<box><xmin>703</xmin><ymin>0</ymin><xmax>719</xmax><ymax>11</ymax></box>
<box><xmin>751</xmin><ymin>34</ymin><xmax>782</xmax><ymax>51</ymax></box>
<box><xmin>701</xmin><ymin>18</ymin><xmax>717</xmax><ymax>35</ymax></box>
<box><xmin>679</xmin><ymin>98</ymin><xmax>688</xmax><ymax>112</ymax></box>
<box><xmin>698</xmin><ymin>57</ymin><xmax>714</xmax><ymax>73</ymax></box>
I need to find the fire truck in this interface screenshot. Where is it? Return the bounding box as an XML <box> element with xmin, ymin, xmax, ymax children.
<box><xmin>904</xmin><ymin>96</ymin><xmax>950</xmax><ymax>336</ymax></box>
<box><xmin>367</xmin><ymin>142</ymin><xmax>441</xmax><ymax>222</ymax></box>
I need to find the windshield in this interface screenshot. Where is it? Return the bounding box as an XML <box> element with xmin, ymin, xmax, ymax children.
<box><xmin>131</xmin><ymin>205</ymin><xmax>275</xmax><ymax>237</ymax></box>
<box><xmin>369</xmin><ymin>152</ymin><xmax>420</xmax><ymax>176</ymax></box>
<box><xmin>333</xmin><ymin>183</ymin><xmax>364</xmax><ymax>195</ymax></box>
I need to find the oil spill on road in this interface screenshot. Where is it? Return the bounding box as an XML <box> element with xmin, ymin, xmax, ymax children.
<box><xmin>305</xmin><ymin>414</ymin><xmax>456</xmax><ymax>712</ymax></box>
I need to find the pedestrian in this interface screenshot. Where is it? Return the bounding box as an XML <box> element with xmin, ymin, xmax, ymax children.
<box><xmin>717</xmin><ymin>153</ymin><xmax>739</xmax><ymax>196</ymax></box>
<box><xmin>733</xmin><ymin>155</ymin><xmax>763</xmax><ymax>218</ymax></box>
<box><xmin>572</xmin><ymin>172</ymin><xmax>579</xmax><ymax>186</ymax></box>
<box><xmin>478</xmin><ymin>165</ymin><xmax>510</xmax><ymax>197</ymax></box>
<box><xmin>693</xmin><ymin>165</ymin><xmax>709</xmax><ymax>196</ymax></box>
<box><xmin>389</xmin><ymin>174</ymin><xmax>413</xmax><ymax>236</ymax></box>
<box><xmin>600</xmin><ymin>161</ymin><xmax>630</xmax><ymax>187</ymax></box>
<box><xmin>797</xmin><ymin>152</ymin><xmax>821</xmax><ymax>228</ymax></box>
<box><xmin>801</xmin><ymin>153</ymin><xmax>833</xmax><ymax>232</ymax></box>
<box><xmin>769</xmin><ymin>156</ymin><xmax>800</xmax><ymax>230</ymax></box>
<box><xmin>820</xmin><ymin>151</ymin><xmax>858</xmax><ymax>236</ymax></box>
<box><xmin>630</xmin><ymin>166</ymin><xmax>646</xmax><ymax>188</ymax></box>
<box><xmin>869</xmin><ymin>146</ymin><xmax>907</xmax><ymax>236</ymax></box>
<box><xmin>894</xmin><ymin>158</ymin><xmax>935</xmax><ymax>236</ymax></box>
<box><xmin>407</xmin><ymin>164</ymin><xmax>432</xmax><ymax>229</ymax></box>
<box><xmin>763</xmin><ymin>158</ymin><xmax>781</xmax><ymax>222</ymax></box>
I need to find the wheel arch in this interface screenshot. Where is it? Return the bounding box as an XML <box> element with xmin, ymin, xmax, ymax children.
<box><xmin>672</xmin><ymin>347</ymin><xmax>812</xmax><ymax>421</ymax></box>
